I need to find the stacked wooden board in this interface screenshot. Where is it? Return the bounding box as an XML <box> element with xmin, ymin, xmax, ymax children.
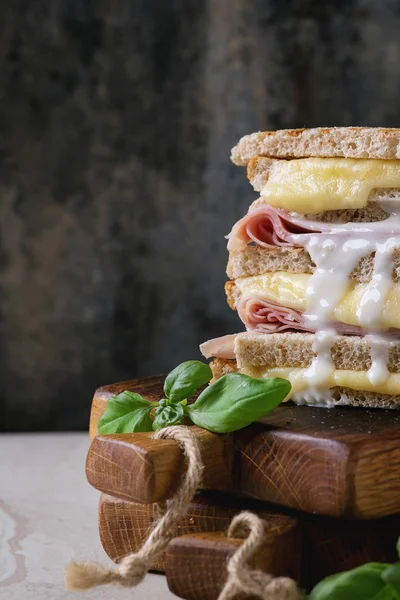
<box><xmin>86</xmin><ymin>375</ymin><xmax>400</xmax><ymax>598</ymax></box>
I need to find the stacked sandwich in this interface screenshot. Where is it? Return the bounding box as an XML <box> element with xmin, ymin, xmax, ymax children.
<box><xmin>201</xmin><ymin>127</ymin><xmax>400</xmax><ymax>409</ymax></box>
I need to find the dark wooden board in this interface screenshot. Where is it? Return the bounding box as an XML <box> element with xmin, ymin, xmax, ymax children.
<box><xmin>88</xmin><ymin>376</ymin><xmax>400</xmax><ymax>519</ymax></box>
<box><xmin>98</xmin><ymin>492</ymin><xmax>300</xmax><ymax>576</ymax></box>
<box><xmin>165</xmin><ymin>530</ymin><xmax>300</xmax><ymax>600</ymax></box>
<box><xmin>98</xmin><ymin>492</ymin><xmax>400</xmax><ymax>597</ymax></box>
<box><xmin>165</xmin><ymin>514</ymin><xmax>400</xmax><ymax>600</ymax></box>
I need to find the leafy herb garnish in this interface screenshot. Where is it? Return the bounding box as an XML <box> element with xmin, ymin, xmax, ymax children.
<box><xmin>98</xmin><ymin>360</ymin><xmax>291</xmax><ymax>435</ymax></box>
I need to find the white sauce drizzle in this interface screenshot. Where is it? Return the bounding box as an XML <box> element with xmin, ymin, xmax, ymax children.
<box><xmin>292</xmin><ymin>389</ymin><xmax>348</xmax><ymax>408</ymax></box>
<box><xmin>357</xmin><ymin>238</ymin><xmax>396</xmax><ymax>328</ymax></box>
<box><xmin>288</xmin><ymin>202</ymin><xmax>400</xmax><ymax>403</ymax></box>
<box><xmin>366</xmin><ymin>334</ymin><xmax>395</xmax><ymax>385</ymax></box>
<box><xmin>304</xmin><ymin>236</ymin><xmax>374</xmax><ymax>329</ymax></box>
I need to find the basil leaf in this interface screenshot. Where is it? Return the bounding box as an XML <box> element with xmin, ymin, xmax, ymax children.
<box><xmin>382</xmin><ymin>564</ymin><xmax>400</xmax><ymax>598</ymax></box>
<box><xmin>308</xmin><ymin>563</ymin><xmax>388</xmax><ymax>600</ymax></box>
<box><xmin>152</xmin><ymin>403</ymin><xmax>185</xmax><ymax>430</ymax></box>
<box><xmin>186</xmin><ymin>373</ymin><xmax>290</xmax><ymax>433</ymax></box>
<box><xmin>164</xmin><ymin>360</ymin><xmax>212</xmax><ymax>403</ymax></box>
<box><xmin>98</xmin><ymin>391</ymin><xmax>154</xmax><ymax>434</ymax></box>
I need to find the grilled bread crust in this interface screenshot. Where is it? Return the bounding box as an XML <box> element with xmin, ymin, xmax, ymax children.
<box><xmin>231</xmin><ymin>127</ymin><xmax>400</xmax><ymax>165</ymax></box>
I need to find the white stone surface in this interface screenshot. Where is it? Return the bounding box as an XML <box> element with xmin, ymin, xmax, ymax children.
<box><xmin>0</xmin><ymin>433</ymin><xmax>178</xmax><ymax>599</ymax></box>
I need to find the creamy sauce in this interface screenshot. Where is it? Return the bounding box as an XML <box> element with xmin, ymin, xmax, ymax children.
<box><xmin>357</xmin><ymin>238</ymin><xmax>396</xmax><ymax>328</ymax></box>
<box><xmin>289</xmin><ymin>203</ymin><xmax>400</xmax><ymax>401</ymax></box>
<box><xmin>302</xmin><ymin>328</ymin><xmax>336</xmax><ymax>385</ymax></box>
<box><xmin>366</xmin><ymin>334</ymin><xmax>395</xmax><ymax>385</ymax></box>
<box><xmin>304</xmin><ymin>237</ymin><xmax>373</xmax><ymax>329</ymax></box>
<box><xmin>292</xmin><ymin>389</ymin><xmax>344</xmax><ymax>408</ymax></box>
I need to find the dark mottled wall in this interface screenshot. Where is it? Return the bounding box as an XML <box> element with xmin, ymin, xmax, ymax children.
<box><xmin>2</xmin><ymin>0</ymin><xmax>400</xmax><ymax>430</ymax></box>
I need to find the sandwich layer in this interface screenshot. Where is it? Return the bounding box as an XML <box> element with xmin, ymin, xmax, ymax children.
<box><xmin>227</xmin><ymin>246</ymin><xmax>400</xmax><ymax>280</ymax></box>
<box><xmin>210</xmin><ymin>358</ymin><xmax>400</xmax><ymax>410</ymax></box>
<box><xmin>208</xmin><ymin>332</ymin><xmax>400</xmax><ymax>409</ymax></box>
<box><xmin>231</xmin><ymin>127</ymin><xmax>400</xmax><ymax>165</ymax></box>
<box><xmin>226</xmin><ymin>272</ymin><xmax>400</xmax><ymax>332</ymax></box>
<box><xmin>243</xmin><ymin>157</ymin><xmax>400</xmax><ymax>214</ymax></box>
<box><xmin>226</xmin><ymin>202</ymin><xmax>400</xmax><ymax>257</ymax></box>
<box><xmin>233</xmin><ymin>331</ymin><xmax>400</xmax><ymax>371</ymax></box>
<box><xmin>248</xmin><ymin>156</ymin><xmax>400</xmax><ymax>206</ymax></box>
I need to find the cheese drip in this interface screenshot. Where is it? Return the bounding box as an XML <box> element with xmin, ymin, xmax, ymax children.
<box><xmin>260</xmin><ymin>158</ymin><xmax>400</xmax><ymax>213</ymax></box>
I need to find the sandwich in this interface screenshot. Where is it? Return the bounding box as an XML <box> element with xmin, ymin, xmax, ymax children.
<box><xmin>201</xmin><ymin>127</ymin><xmax>400</xmax><ymax>409</ymax></box>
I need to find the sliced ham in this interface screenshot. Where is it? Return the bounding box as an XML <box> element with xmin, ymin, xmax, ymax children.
<box><xmin>238</xmin><ymin>297</ymin><xmax>310</xmax><ymax>332</ymax></box>
<box><xmin>237</xmin><ymin>296</ymin><xmax>364</xmax><ymax>335</ymax></box>
<box><xmin>200</xmin><ymin>334</ymin><xmax>237</xmax><ymax>359</ymax></box>
<box><xmin>227</xmin><ymin>205</ymin><xmax>326</xmax><ymax>251</ymax></box>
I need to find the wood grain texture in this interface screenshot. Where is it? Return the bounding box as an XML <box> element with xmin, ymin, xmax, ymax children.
<box><xmin>88</xmin><ymin>376</ymin><xmax>400</xmax><ymax>518</ymax></box>
<box><xmin>165</xmin><ymin>528</ymin><xmax>301</xmax><ymax>600</ymax></box>
<box><xmin>87</xmin><ymin>427</ymin><xmax>232</xmax><ymax>503</ymax></box>
<box><xmin>303</xmin><ymin>514</ymin><xmax>400</xmax><ymax>589</ymax></box>
<box><xmin>89</xmin><ymin>375</ymin><xmax>166</xmax><ymax>440</ymax></box>
<box><xmin>98</xmin><ymin>492</ymin><xmax>400</xmax><ymax>593</ymax></box>
<box><xmin>98</xmin><ymin>492</ymin><xmax>300</xmax><ymax>574</ymax></box>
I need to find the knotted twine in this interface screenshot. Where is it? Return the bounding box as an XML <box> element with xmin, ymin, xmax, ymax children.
<box><xmin>65</xmin><ymin>425</ymin><xmax>302</xmax><ymax>599</ymax></box>
<box><xmin>218</xmin><ymin>511</ymin><xmax>303</xmax><ymax>600</ymax></box>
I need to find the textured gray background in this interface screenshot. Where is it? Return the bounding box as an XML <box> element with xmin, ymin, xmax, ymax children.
<box><xmin>2</xmin><ymin>0</ymin><xmax>400</xmax><ymax>430</ymax></box>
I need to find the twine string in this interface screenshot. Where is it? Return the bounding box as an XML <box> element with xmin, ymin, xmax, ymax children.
<box><xmin>217</xmin><ymin>511</ymin><xmax>303</xmax><ymax>600</ymax></box>
<box><xmin>65</xmin><ymin>425</ymin><xmax>203</xmax><ymax>591</ymax></box>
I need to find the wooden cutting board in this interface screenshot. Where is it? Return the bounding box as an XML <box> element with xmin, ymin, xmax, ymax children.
<box><xmin>98</xmin><ymin>492</ymin><xmax>300</xmax><ymax>574</ymax></box>
<box><xmin>98</xmin><ymin>492</ymin><xmax>400</xmax><ymax>596</ymax></box>
<box><xmin>165</xmin><ymin>513</ymin><xmax>400</xmax><ymax>600</ymax></box>
<box><xmin>88</xmin><ymin>375</ymin><xmax>400</xmax><ymax>518</ymax></box>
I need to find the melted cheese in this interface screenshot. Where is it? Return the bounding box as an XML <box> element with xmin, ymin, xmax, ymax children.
<box><xmin>239</xmin><ymin>366</ymin><xmax>400</xmax><ymax>399</ymax></box>
<box><xmin>235</xmin><ymin>272</ymin><xmax>309</xmax><ymax>311</ymax></box>
<box><xmin>261</xmin><ymin>158</ymin><xmax>400</xmax><ymax>213</ymax></box>
<box><xmin>235</xmin><ymin>272</ymin><xmax>400</xmax><ymax>330</ymax></box>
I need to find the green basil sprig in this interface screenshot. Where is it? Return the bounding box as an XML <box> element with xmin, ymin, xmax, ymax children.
<box><xmin>308</xmin><ymin>537</ymin><xmax>400</xmax><ymax>599</ymax></box>
<box><xmin>98</xmin><ymin>360</ymin><xmax>291</xmax><ymax>435</ymax></box>
<box><xmin>96</xmin><ymin>391</ymin><xmax>157</xmax><ymax>434</ymax></box>
<box><xmin>164</xmin><ymin>360</ymin><xmax>212</xmax><ymax>403</ymax></box>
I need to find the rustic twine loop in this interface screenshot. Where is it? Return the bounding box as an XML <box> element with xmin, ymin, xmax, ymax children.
<box><xmin>217</xmin><ymin>511</ymin><xmax>303</xmax><ymax>600</ymax></box>
<box><xmin>65</xmin><ymin>425</ymin><xmax>203</xmax><ymax>591</ymax></box>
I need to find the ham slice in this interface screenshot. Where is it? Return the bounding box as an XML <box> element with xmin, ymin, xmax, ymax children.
<box><xmin>237</xmin><ymin>296</ymin><xmax>363</xmax><ymax>335</ymax></box>
<box><xmin>238</xmin><ymin>297</ymin><xmax>310</xmax><ymax>332</ymax></box>
<box><xmin>200</xmin><ymin>334</ymin><xmax>236</xmax><ymax>359</ymax></box>
<box><xmin>227</xmin><ymin>205</ymin><xmax>326</xmax><ymax>251</ymax></box>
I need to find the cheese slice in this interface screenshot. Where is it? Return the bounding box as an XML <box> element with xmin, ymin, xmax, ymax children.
<box><xmin>238</xmin><ymin>366</ymin><xmax>400</xmax><ymax>399</ymax></box>
<box><xmin>261</xmin><ymin>158</ymin><xmax>400</xmax><ymax>213</ymax></box>
<box><xmin>235</xmin><ymin>272</ymin><xmax>400</xmax><ymax>330</ymax></box>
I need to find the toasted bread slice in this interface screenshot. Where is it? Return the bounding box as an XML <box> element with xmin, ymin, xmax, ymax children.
<box><xmin>227</xmin><ymin>246</ymin><xmax>400</xmax><ymax>281</ymax></box>
<box><xmin>231</xmin><ymin>127</ymin><xmax>400</xmax><ymax>165</ymax></box>
<box><xmin>233</xmin><ymin>331</ymin><xmax>400</xmax><ymax>371</ymax></box>
<box><xmin>227</xmin><ymin>246</ymin><xmax>314</xmax><ymax>279</ymax></box>
<box><xmin>210</xmin><ymin>332</ymin><xmax>400</xmax><ymax>409</ymax></box>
